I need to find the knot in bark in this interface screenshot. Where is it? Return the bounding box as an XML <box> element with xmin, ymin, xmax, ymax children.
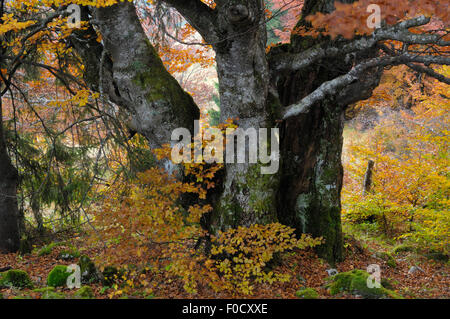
<box><xmin>227</xmin><ymin>4</ymin><xmax>249</xmax><ymax>23</ymax></box>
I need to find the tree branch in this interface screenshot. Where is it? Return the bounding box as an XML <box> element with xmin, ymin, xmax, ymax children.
<box><xmin>270</xmin><ymin>15</ymin><xmax>449</xmax><ymax>74</ymax></box>
<box><xmin>161</xmin><ymin>0</ymin><xmax>218</xmax><ymax>43</ymax></box>
<box><xmin>406</xmin><ymin>63</ymin><xmax>450</xmax><ymax>85</ymax></box>
<box><xmin>282</xmin><ymin>53</ymin><xmax>450</xmax><ymax>119</ymax></box>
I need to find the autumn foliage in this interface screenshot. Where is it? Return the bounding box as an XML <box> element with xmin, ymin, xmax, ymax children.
<box><xmin>343</xmin><ymin>66</ymin><xmax>449</xmax><ymax>254</ymax></box>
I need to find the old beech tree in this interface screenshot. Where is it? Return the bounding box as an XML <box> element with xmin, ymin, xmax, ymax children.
<box><xmin>1</xmin><ymin>0</ymin><xmax>449</xmax><ymax>262</ymax></box>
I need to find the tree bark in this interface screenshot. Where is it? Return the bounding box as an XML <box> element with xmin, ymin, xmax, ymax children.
<box><xmin>0</xmin><ymin>96</ymin><xmax>20</xmax><ymax>253</ymax></box>
<box><xmin>362</xmin><ymin>160</ymin><xmax>375</xmax><ymax>196</ymax></box>
<box><xmin>270</xmin><ymin>0</ymin><xmax>382</xmax><ymax>262</ymax></box>
<box><xmin>207</xmin><ymin>0</ymin><xmax>281</xmax><ymax>233</ymax></box>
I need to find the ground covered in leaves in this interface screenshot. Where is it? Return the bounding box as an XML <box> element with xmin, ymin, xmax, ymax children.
<box><xmin>0</xmin><ymin>233</ymin><xmax>448</xmax><ymax>299</ymax></box>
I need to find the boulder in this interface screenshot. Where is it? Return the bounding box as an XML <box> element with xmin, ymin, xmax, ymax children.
<box><xmin>47</xmin><ymin>265</ymin><xmax>73</xmax><ymax>287</ymax></box>
<box><xmin>326</xmin><ymin>269</ymin><xmax>402</xmax><ymax>299</ymax></box>
<box><xmin>0</xmin><ymin>269</ymin><xmax>34</xmax><ymax>289</ymax></box>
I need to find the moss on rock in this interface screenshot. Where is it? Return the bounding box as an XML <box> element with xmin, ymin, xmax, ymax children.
<box><xmin>33</xmin><ymin>287</ymin><xmax>65</xmax><ymax>299</ymax></box>
<box><xmin>295</xmin><ymin>287</ymin><xmax>319</xmax><ymax>299</ymax></box>
<box><xmin>78</xmin><ymin>255</ymin><xmax>102</xmax><ymax>284</ymax></box>
<box><xmin>37</xmin><ymin>242</ymin><xmax>65</xmax><ymax>256</ymax></box>
<box><xmin>74</xmin><ymin>286</ymin><xmax>94</xmax><ymax>299</ymax></box>
<box><xmin>327</xmin><ymin>269</ymin><xmax>402</xmax><ymax>299</ymax></box>
<box><xmin>392</xmin><ymin>244</ymin><xmax>416</xmax><ymax>255</ymax></box>
<box><xmin>58</xmin><ymin>247</ymin><xmax>80</xmax><ymax>260</ymax></box>
<box><xmin>47</xmin><ymin>265</ymin><xmax>73</xmax><ymax>287</ymax></box>
<box><xmin>0</xmin><ymin>269</ymin><xmax>33</xmax><ymax>289</ymax></box>
<box><xmin>375</xmin><ymin>252</ymin><xmax>397</xmax><ymax>268</ymax></box>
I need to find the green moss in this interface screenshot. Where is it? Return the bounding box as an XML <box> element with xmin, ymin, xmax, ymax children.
<box><xmin>47</xmin><ymin>265</ymin><xmax>73</xmax><ymax>287</ymax></box>
<box><xmin>212</xmin><ymin>194</ymin><xmax>244</xmax><ymax>233</ymax></box>
<box><xmin>74</xmin><ymin>286</ymin><xmax>94</xmax><ymax>299</ymax></box>
<box><xmin>37</xmin><ymin>241</ymin><xmax>66</xmax><ymax>256</ymax></box>
<box><xmin>13</xmin><ymin>295</ymin><xmax>33</xmax><ymax>299</ymax></box>
<box><xmin>425</xmin><ymin>252</ymin><xmax>449</xmax><ymax>263</ymax></box>
<box><xmin>392</xmin><ymin>244</ymin><xmax>416</xmax><ymax>255</ymax></box>
<box><xmin>0</xmin><ymin>269</ymin><xmax>33</xmax><ymax>289</ymax></box>
<box><xmin>245</xmin><ymin>164</ymin><xmax>279</xmax><ymax>221</ymax></box>
<box><xmin>33</xmin><ymin>287</ymin><xmax>65</xmax><ymax>299</ymax></box>
<box><xmin>327</xmin><ymin>270</ymin><xmax>402</xmax><ymax>299</ymax></box>
<box><xmin>129</xmin><ymin>42</ymin><xmax>198</xmax><ymax>127</ymax></box>
<box><xmin>295</xmin><ymin>287</ymin><xmax>319</xmax><ymax>299</ymax></box>
<box><xmin>375</xmin><ymin>252</ymin><xmax>397</xmax><ymax>268</ymax></box>
<box><xmin>58</xmin><ymin>248</ymin><xmax>80</xmax><ymax>260</ymax></box>
<box><xmin>78</xmin><ymin>255</ymin><xmax>101</xmax><ymax>284</ymax></box>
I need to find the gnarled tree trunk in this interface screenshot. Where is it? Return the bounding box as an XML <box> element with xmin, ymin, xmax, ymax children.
<box><xmin>74</xmin><ymin>0</ymin><xmax>384</xmax><ymax>263</ymax></box>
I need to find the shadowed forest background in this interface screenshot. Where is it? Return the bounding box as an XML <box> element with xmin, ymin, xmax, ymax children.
<box><xmin>0</xmin><ymin>0</ymin><xmax>449</xmax><ymax>299</ymax></box>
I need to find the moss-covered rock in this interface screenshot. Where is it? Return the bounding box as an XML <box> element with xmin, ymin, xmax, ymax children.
<box><xmin>0</xmin><ymin>269</ymin><xmax>34</xmax><ymax>289</ymax></box>
<box><xmin>47</xmin><ymin>265</ymin><xmax>73</xmax><ymax>287</ymax></box>
<box><xmin>327</xmin><ymin>269</ymin><xmax>402</xmax><ymax>299</ymax></box>
<box><xmin>74</xmin><ymin>286</ymin><xmax>94</xmax><ymax>299</ymax></box>
<box><xmin>37</xmin><ymin>242</ymin><xmax>64</xmax><ymax>256</ymax></box>
<box><xmin>78</xmin><ymin>255</ymin><xmax>102</xmax><ymax>284</ymax></box>
<box><xmin>392</xmin><ymin>244</ymin><xmax>416</xmax><ymax>255</ymax></box>
<box><xmin>375</xmin><ymin>252</ymin><xmax>397</xmax><ymax>268</ymax></box>
<box><xmin>58</xmin><ymin>248</ymin><xmax>80</xmax><ymax>261</ymax></box>
<box><xmin>425</xmin><ymin>251</ymin><xmax>449</xmax><ymax>263</ymax></box>
<box><xmin>295</xmin><ymin>287</ymin><xmax>319</xmax><ymax>299</ymax></box>
<box><xmin>33</xmin><ymin>287</ymin><xmax>65</xmax><ymax>299</ymax></box>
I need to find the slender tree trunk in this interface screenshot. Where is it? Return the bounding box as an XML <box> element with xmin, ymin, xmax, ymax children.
<box><xmin>0</xmin><ymin>96</ymin><xmax>20</xmax><ymax>253</ymax></box>
<box><xmin>362</xmin><ymin>160</ymin><xmax>375</xmax><ymax>196</ymax></box>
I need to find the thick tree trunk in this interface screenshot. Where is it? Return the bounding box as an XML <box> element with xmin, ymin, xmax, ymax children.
<box><xmin>209</xmin><ymin>0</ymin><xmax>348</xmax><ymax>262</ymax></box>
<box><xmin>0</xmin><ymin>97</ymin><xmax>20</xmax><ymax>253</ymax></box>
<box><xmin>208</xmin><ymin>0</ymin><xmax>281</xmax><ymax>233</ymax></box>
<box><xmin>77</xmin><ymin>0</ymin><xmax>383</xmax><ymax>264</ymax></box>
<box><xmin>277</xmin><ymin>101</ymin><xmax>345</xmax><ymax>262</ymax></box>
<box><xmin>270</xmin><ymin>0</ymin><xmax>381</xmax><ymax>263</ymax></box>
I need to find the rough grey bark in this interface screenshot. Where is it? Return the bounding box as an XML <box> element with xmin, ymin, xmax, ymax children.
<box><xmin>70</xmin><ymin>2</ymin><xmax>199</xmax><ymax>164</ymax></box>
<box><xmin>0</xmin><ymin>96</ymin><xmax>20</xmax><ymax>253</ymax></box>
<box><xmin>269</xmin><ymin>0</ymin><xmax>383</xmax><ymax>262</ymax></box>
<box><xmin>207</xmin><ymin>0</ymin><xmax>281</xmax><ymax>233</ymax></box>
<box><xmin>93</xmin><ymin>2</ymin><xmax>199</xmax><ymax>150</ymax></box>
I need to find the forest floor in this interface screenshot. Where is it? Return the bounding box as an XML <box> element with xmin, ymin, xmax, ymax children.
<box><xmin>0</xmin><ymin>231</ymin><xmax>448</xmax><ymax>299</ymax></box>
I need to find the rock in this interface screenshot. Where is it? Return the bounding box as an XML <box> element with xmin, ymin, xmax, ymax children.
<box><xmin>392</xmin><ymin>244</ymin><xmax>416</xmax><ymax>255</ymax></box>
<box><xmin>78</xmin><ymin>255</ymin><xmax>102</xmax><ymax>284</ymax></box>
<box><xmin>425</xmin><ymin>252</ymin><xmax>449</xmax><ymax>263</ymax></box>
<box><xmin>47</xmin><ymin>265</ymin><xmax>73</xmax><ymax>287</ymax></box>
<box><xmin>326</xmin><ymin>269</ymin><xmax>402</xmax><ymax>299</ymax></box>
<box><xmin>74</xmin><ymin>286</ymin><xmax>94</xmax><ymax>299</ymax></box>
<box><xmin>326</xmin><ymin>269</ymin><xmax>339</xmax><ymax>276</ymax></box>
<box><xmin>0</xmin><ymin>269</ymin><xmax>34</xmax><ymax>289</ymax></box>
<box><xmin>295</xmin><ymin>287</ymin><xmax>319</xmax><ymax>299</ymax></box>
<box><xmin>374</xmin><ymin>252</ymin><xmax>397</xmax><ymax>268</ymax></box>
<box><xmin>408</xmin><ymin>266</ymin><xmax>424</xmax><ymax>275</ymax></box>
<box><xmin>58</xmin><ymin>248</ymin><xmax>80</xmax><ymax>261</ymax></box>
<box><xmin>33</xmin><ymin>287</ymin><xmax>65</xmax><ymax>299</ymax></box>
